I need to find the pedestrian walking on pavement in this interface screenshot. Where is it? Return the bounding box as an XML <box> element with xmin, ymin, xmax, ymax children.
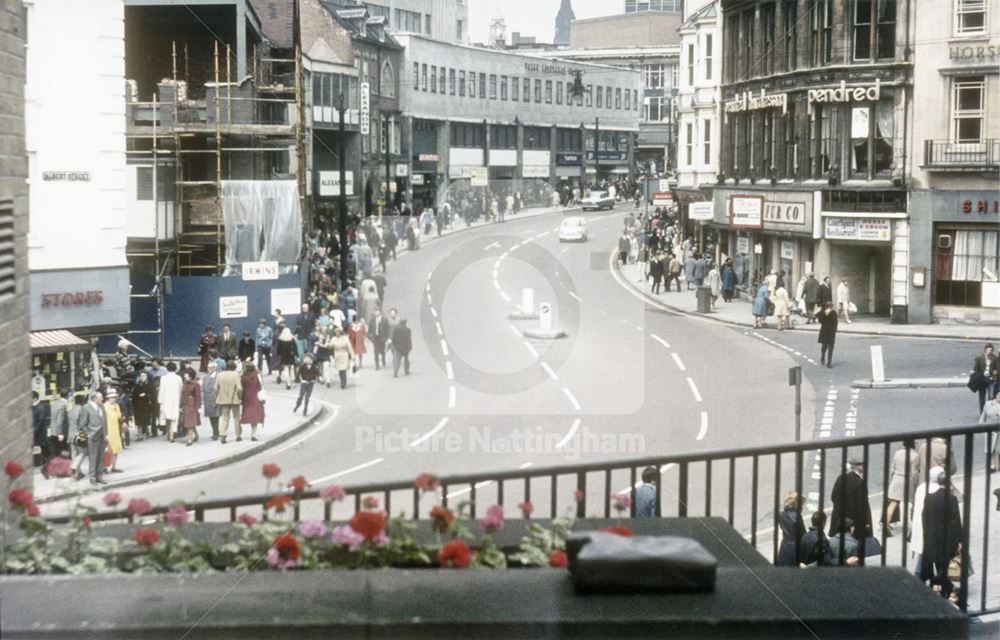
<box><xmin>103</xmin><ymin>388</ymin><xmax>124</xmax><ymax>472</ymax></box>
<box><xmin>158</xmin><ymin>362</ymin><xmax>183</xmax><ymax>442</ymax></box>
<box><xmin>276</xmin><ymin>327</ymin><xmax>297</xmax><ymax>390</ymax></box>
<box><xmin>693</xmin><ymin>254</ymin><xmax>706</xmax><ymax>287</ymax></box>
<box><xmin>830</xmin><ymin>458</ymin><xmax>874</xmax><ymax>559</ymax></box>
<box><xmin>752</xmin><ymin>283</ymin><xmax>770</xmax><ymax>329</ymax></box>
<box><xmin>238</xmin><ymin>331</ymin><xmax>256</xmax><ymax>364</ymax></box>
<box><xmin>817</xmin><ymin>302</ymin><xmax>838</xmax><ymax>367</ymax></box>
<box><xmin>684</xmin><ymin>253</ymin><xmax>696</xmax><ymax>290</ymax></box>
<box><xmin>132</xmin><ymin>371</ymin><xmax>155</xmax><ymax>440</ymax></box>
<box><xmin>648</xmin><ymin>252</ymin><xmax>663</xmax><ymax>294</ymax></box>
<box><xmin>314</xmin><ymin>326</ymin><xmax>333</xmax><ymax>387</ymax></box>
<box><xmin>349</xmin><ymin>316</ymin><xmax>368</xmax><ymax>369</ymax></box>
<box><xmin>256</xmin><ymin>319</ymin><xmax>274</xmax><ymax>375</ymax></box>
<box><xmin>240</xmin><ymin>363</ymin><xmax>265</xmax><ymax>441</ymax></box>
<box><xmin>803</xmin><ymin>273</ymin><xmax>820</xmax><ymax>323</ymax></box>
<box><xmin>215</xmin><ymin>361</ymin><xmax>242</xmax><ymax>445</ymax></box>
<box><xmin>31</xmin><ymin>392</ymin><xmax>50</xmax><ymax>476</ymax></box>
<box><xmin>391</xmin><ymin>319</ymin><xmax>413</xmax><ymax>378</ymax></box>
<box><xmin>721</xmin><ymin>261</ymin><xmax>736</xmax><ymax>303</ymax></box>
<box><xmin>972</xmin><ymin>343</ymin><xmax>999</xmax><ymax>413</ymax></box>
<box><xmin>179</xmin><ymin>370</ymin><xmax>202</xmax><ymax>447</ymax></box>
<box><xmin>882</xmin><ymin>439</ymin><xmax>919</xmax><ymax>536</ymax></box>
<box><xmin>78</xmin><ymin>391</ymin><xmax>108</xmax><ymax>485</ymax></box>
<box><xmin>201</xmin><ymin>362</ymin><xmax>220</xmax><ymax>440</ymax></box>
<box><xmin>776</xmin><ymin>491</ymin><xmax>806</xmax><ymax>567</ymax></box>
<box><xmin>667</xmin><ymin>254</ymin><xmax>682</xmax><ymax>293</ymax></box>
<box><xmin>979</xmin><ymin>387</ymin><xmax>1000</xmax><ymax>472</ymax></box>
<box><xmin>706</xmin><ymin>262</ymin><xmax>721</xmax><ymax>310</ymax></box>
<box><xmin>618</xmin><ymin>232</ymin><xmax>631</xmax><ymax>266</ymax></box>
<box><xmin>330</xmin><ymin>326</ymin><xmax>356</xmax><ymax>389</ymax></box>
<box><xmin>837</xmin><ymin>276</ymin><xmax>853</xmax><ymax>323</ymax></box>
<box><xmin>920</xmin><ymin>470</ymin><xmax>963</xmax><ymax>583</ymax></box>
<box><xmin>774</xmin><ymin>285</ymin><xmax>792</xmax><ymax>330</ymax></box>
<box><xmin>369</xmin><ymin>307</ymin><xmax>391</xmax><ymax>371</ymax></box>
<box><xmin>294</xmin><ymin>354</ymin><xmax>320</xmax><ymax>416</ymax></box>
<box><xmin>67</xmin><ymin>393</ymin><xmax>88</xmax><ymax>481</ymax></box>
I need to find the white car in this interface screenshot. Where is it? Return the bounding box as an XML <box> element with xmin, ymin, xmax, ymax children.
<box><xmin>558</xmin><ymin>217</ymin><xmax>588</xmax><ymax>242</ymax></box>
<box><xmin>581</xmin><ymin>190</ymin><xmax>615</xmax><ymax>211</ymax></box>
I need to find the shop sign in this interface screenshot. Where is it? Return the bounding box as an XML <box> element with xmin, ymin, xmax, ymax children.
<box><xmin>219</xmin><ymin>296</ymin><xmax>248</xmax><ymax>319</ymax></box>
<box><xmin>395</xmin><ymin>164</ymin><xmax>409</xmax><ymax>177</ymax></box>
<box><xmin>659</xmin><ymin>179</ymin><xmax>672</xmax><ymax>192</ymax></box>
<box><xmin>471</xmin><ymin>167</ymin><xmax>488</xmax><ymax>187</ymax></box>
<box><xmin>808</xmin><ymin>79</ymin><xmax>881</xmax><ymax>105</ymax></box>
<box><xmin>449</xmin><ymin>165</ymin><xmax>473</xmax><ymax>179</ymax></box>
<box><xmin>556</xmin><ymin>152</ymin><xmax>582</xmax><ymax>165</ymax></box>
<box><xmin>40</xmin><ymin>290</ymin><xmax>104</xmax><ymax>308</ymax></box>
<box><xmin>763</xmin><ymin>201</ymin><xmax>806</xmax><ymax>225</ymax></box>
<box><xmin>418</xmin><ymin>154</ymin><xmax>439</xmax><ymax>162</ymax></box>
<box><xmin>360</xmin><ymin>82</ymin><xmax>370</xmax><ymax>136</ymax></box>
<box><xmin>42</xmin><ymin>171</ymin><xmax>91</xmax><ymax>182</ymax></box>
<box><xmin>780</xmin><ymin>240</ymin><xmax>795</xmax><ymax>261</ymax></box>
<box><xmin>585</xmin><ymin>150</ymin><xmax>628</xmax><ymax>162</ymax></box>
<box><xmin>824</xmin><ymin>217</ymin><xmax>892</xmax><ymax>242</ymax></box>
<box><xmin>652</xmin><ymin>192</ymin><xmax>673</xmax><ymax>206</ymax></box>
<box><xmin>729</xmin><ymin>195</ymin><xmax>765</xmax><ymax>228</ymax></box>
<box><xmin>962</xmin><ymin>198</ymin><xmax>999</xmax><ymax>214</ymax></box>
<box><xmin>412</xmin><ymin>174</ymin><xmax>425</xmax><ymax>185</ymax></box>
<box><xmin>688</xmin><ymin>202</ymin><xmax>714</xmax><ymax>221</ymax></box>
<box><xmin>241</xmin><ymin>261</ymin><xmax>279</xmax><ymax>281</ymax></box>
<box><xmin>270</xmin><ymin>288</ymin><xmax>301</xmax><ymax>316</ymax></box>
<box><xmin>523</xmin><ymin>62</ymin><xmax>569</xmax><ymax>75</ymax></box>
<box><xmin>724</xmin><ymin>89</ymin><xmax>788</xmax><ymax>114</ymax></box>
<box><xmin>949</xmin><ymin>44</ymin><xmax>999</xmax><ymax>61</ymax></box>
<box><xmin>736</xmin><ymin>237</ymin><xmax>751</xmax><ymax>255</ymax></box>
<box><xmin>318</xmin><ymin>171</ymin><xmax>354</xmax><ymax>197</ymax></box>
<box><xmin>523</xmin><ymin>165</ymin><xmax>550</xmax><ymax>178</ymax></box>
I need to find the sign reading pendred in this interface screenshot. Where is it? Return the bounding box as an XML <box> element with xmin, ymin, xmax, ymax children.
<box><xmin>729</xmin><ymin>195</ymin><xmax>765</xmax><ymax>229</ymax></box>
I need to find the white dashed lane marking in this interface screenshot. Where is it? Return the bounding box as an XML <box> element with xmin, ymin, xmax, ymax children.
<box><xmin>541</xmin><ymin>362</ymin><xmax>559</xmax><ymax>381</ymax></box>
<box><xmin>411</xmin><ymin>417</ymin><xmax>450</xmax><ymax>447</ymax></box>
<box><xmin>650</xmin><ymin>334</ymin><xmax>670</xmax><ymax>349</ymax></box>
<box><xmin>686</xmin><ymin>377</ymin><xmax>703</xmax><ymax>402</ymax></box>
<box><xmin>445</xmin><ymin>361</ymin><xmax>454</xmax><ymax>380</ymax></box>
<box><xmin>562</xmin><ymin>387</ymin><xmax>582</xmax><ymax>411</ymax></box>
<box><xmin>555</xmin><ymin>418</ymin><xmax>582</xmax><ymax>449</ymax></box>
<box><xmin>312</xmin><ymin>458</ymin><xmax>385</xmax><ymax>483</ymax></box>
<box><xmin>440</xmin><ymin>339</ymin><xmax>450</xmax><ymax>357</ymax></box>
<box><xmin>671</xmin><ymin>353</ymin><xmax>687</xmax><ymax>371</ymax></box>
<box><xmin>697</xmin><ymin>411</ymin><xmax>709</xmax><ymax>440</ymax></box>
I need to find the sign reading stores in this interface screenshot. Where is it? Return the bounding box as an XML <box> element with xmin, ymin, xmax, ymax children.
<box><xmin>729</xmin><ymin>195</ymin><xmax>764</xmax><ymax>228</ymax></box>
<box><xmin>824</xmin><ymin>217</ymin><xmax>892</xmax><ymax>242</ymax></box>
<box><xmin>763</xmin><ymin>202</ymin><xmax>805</xmax><ymax>225</ymax></box>
<box><xmin>725</xmin><ymin>89</ymin><xmax>788</xmax><ymax>114</ymax></box>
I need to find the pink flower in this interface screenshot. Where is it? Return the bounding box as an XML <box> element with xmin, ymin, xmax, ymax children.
<box><xmin>518</xmin><ymin>501</ymin><xmax>534</xmax><ymax>518</ymax></box>
<box><xmin>163</xmin><ymin>504</ymin><xmax>188</xmax><ymax>527</ymax></box>
<box><xmin>237</xmin><ymin>513</ymin><xmax>258</xmax><ymax>527</ymax></box>
<box><xmin>330</xmin><ymin>524</ymin><xmax>366</xmax><ymax>549</ymax></box>
<box><xmin>612</xmin><ymin>493</ymin><xmax>631</xmax><ymax>513</ymax></box>
<box><xmin>361</xmin><ymin>495</ymin><xmax>380</xmax><ymax>510</ymax></box>
<box><xmin>372</xmin><ymin>531</ymin><xmax>390</xmax><ymax>547</ymax></box>
<box><xmin>319</xmin><ymin>484</ymin><xmax>346</xmax><ymax>503</ymax></box>
<box><xmin>27</xmin><ymin>504</ymin><xmax>40</xmax><ymax>517</ymax></box>
<box><xmin>265</xmin><ymin>547</ymin><xmax>298</xmax><ymax>571</ymax></box>
<box><xmin>477</xmin><ymin>504</ymin><xmax>505</xmax><ymax>533</ymax></box>
<box><xmin>298</xmin><ymin>519</ymin><xmax>327</xmax><ymax>540</ymax></box>
<box><xmin>81</xmin><ymin>515</ymin><xmax>92</xmax><ymax>528</ymax></box>
<box><xmin>45</xmin><ymin>457</ymin><xmax>72</xmax><ymax>478</ymax></box>
<box><xmin>573</xmin><ymin>489</ymin><xmax>584</xmax><ymax>502</ymax></box>
<box><xmin>126</xmin><ymin>498</ymin><xmax>153</xmax><ymax>516</ymax></box>
<box><xmin>414</xmin><ymin>472</ymin><xmax>441</xmax><ymax>492</ymax></box>
<box><xmin>4</xmin><ymin>461</ymin><xmax>24</xmax><ymax>479</ymax></box>
<box><xmin>103</xmin><ymin>491</ymin><xmax>122</xmax><ymax>507</ymax></box>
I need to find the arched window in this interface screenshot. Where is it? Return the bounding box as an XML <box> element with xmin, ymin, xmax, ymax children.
<box><xmin>380</xmin><ymin>60</ymin><xmax>395</xmax><ymax>98</ymax></box>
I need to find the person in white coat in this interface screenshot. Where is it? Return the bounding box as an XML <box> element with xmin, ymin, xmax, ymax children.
<box><xmin>773</xmin><ymin>286</ymin><xmax>792</xmax><ymax>330</ymax></box>
<box><xmin>910</xmin><ymin>465</ymin><xmax>943</xmax><ymax>579</ymax></box>
<box><xmin>157</xmin><ymin>362</ymin><xmax>183</xmax><ymax>442</ymax></box>
<box><xmin>706</xmin><ymin>263</ymin><xmax>722</xmax><ymax>310</ymax></box>
<box><xmin>837</xmin><ymin>276</ymin><xmax>852</xmax><ymax>323</ymax></box>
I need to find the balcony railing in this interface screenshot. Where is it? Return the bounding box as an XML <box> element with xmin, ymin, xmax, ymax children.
<box><xmin>924</xmin><ymin>139</ymin><xmax>1000</xmax><ymax>170</ymax></box>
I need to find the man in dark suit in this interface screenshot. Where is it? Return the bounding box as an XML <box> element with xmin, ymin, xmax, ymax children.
<box><xmin>973</xmin><ymin>343</ymin><xmax>998</xmax><ymax>413</ymax></box>
<box><xmin>369</xmin><ymin>307</ymin><xmax>391</xmax><ymax>371</ymax></box>
<box><xmin>819</xmin><ymin>276</ymin><xmax>834</xmax><ymax>308</ymax></box>
<box><xmin>921</xmin><ymin>471</ymin><xmax>963</xmax><ymax>582</ymax></box>
<box><xmin>829</xmin><ymin>458</ymin><xmax>873</xmax><ymax>560</ymax></box>
<box><xmin>391</xmin><ymin>318</ymin><xmax>412</xmax><ymax>378</ymax></box>
<box><xmin>77</xmin><ymin>391</ymin><xmax>108</xmax><ymax>485</ymax></box>
<box><xmin>218</xmin><ymin>324</ymin><xmax>238</xmax><ymax>362</ymax></box>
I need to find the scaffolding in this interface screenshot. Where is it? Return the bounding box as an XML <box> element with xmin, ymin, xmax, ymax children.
<box><xmin>125</xmin><ymin>39</ymin><xmax>304</xmax><ymax>276</ymax></box>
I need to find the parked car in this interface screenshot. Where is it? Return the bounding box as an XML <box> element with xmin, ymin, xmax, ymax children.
<box><xmin>581</xmin><ymin>190</ymin><xmax>615</xmax><ymax>211</ymax></box>
<box><xmin>558</xmin><ymin>217</ymin><xmax>588</xmax><ymax>242</ymax></box>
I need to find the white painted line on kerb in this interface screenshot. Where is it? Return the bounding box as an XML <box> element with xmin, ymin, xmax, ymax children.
<box><xmin>686</xmin><ymin>377</ymin><xmax>703</xmax><ymax>402</ymax></box>
<box><xmin>562</xmin><ymin>387</ymin><xmax>582</xmax><ymax>411</ymax></box>
<box><xmin>555</xmin><ymin>418</ymin><xmax>582</xmax><ymax>449</ymax></box>
<box><xmin>411</xmin><ymin>417</ymin><xmax>450</xmax><ymax>447</ymax></box>
<box><xmin>671</xmin><ymin>353</ymin><xmax>687</xmax><ymax>371</ymax></box>
<box><xmin>425</xmin><ymin>281</ymin><xmax>431</xmax><ymax>293</ymax></box>
<box><xmin>429</xmin><ymin>307</ymin><xmax>438</xmax><ymax>319</ymax></box>
<box><xmin>445</xmin><ymin>361</ymin><xmax>454</xmax><ymax>380</ymax></box>
<box><xmin>524</xmin><ymin>341</ymin><xmax>539</xmax><ymax>358</ymax></box>
<box><xmin>448</xmin><ymin>385</ymin><xmax>456</xmax><ymax>409</ymax></box>
<box><xmin>312</xmin><ymin>458</ymin><xmax>385</xmax><ymax>483</ymax></box>
<box><xmin>541</xmin><ymin>362</ymin><xmax>559</xmax><ymax>381</ymax></box>
<box><xmin>568</xmin><ymin>291</ymin><xmax>582</xmax><ymax>302</ymax></box>
<box><xmin>440</xmin><ymin>339</ymin><xmax>450</xmax><ymax>356</ymax></box>
<box><xmin>697</xmin><ymin>411</ymin><xmax>709</xmax><ymax>440</ymax></box>
<box><xmin>499</xmin><ymin>291</ymin><xmax>511</xmax><ymax>302</ymax></box>
<box><xmin>426</xmin><ymin>293</ymin><xmax>433</xmax><ymax>305</ymax></box>
<box><xmin>435</xmin><ymin>322</ymin><xmax>443</xmax><ymax>336</ymax></box>
<box><xmin>509</xmin><ymin>325</ymin><xmax>522</xmax><ymax>338</ymax></box>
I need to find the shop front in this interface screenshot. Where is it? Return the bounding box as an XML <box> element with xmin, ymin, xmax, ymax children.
<box><xmin>818</xmin><ymin>214</ymin><xmax>898</xmax><ymax>316</ymax></box>
<box><xmin>909</xmin><ymin>190</ymin><xmax>1000</xmax><ymax>324</ymax></box>
<box><xmin>30</xmin><ymin>330</ymin><xmax>96</xmax><ymax>400</ymax></box>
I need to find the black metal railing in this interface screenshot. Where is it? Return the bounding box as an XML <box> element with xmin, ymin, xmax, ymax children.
<box><xmin>924</xmin><ymin>139</ymin><xmax>1000</xmax><ymax>169</ymax></box>
<box><xmin>47</xmin><ymin>422</ymin><xmax>999</xmax><ymax>615</ymax></box>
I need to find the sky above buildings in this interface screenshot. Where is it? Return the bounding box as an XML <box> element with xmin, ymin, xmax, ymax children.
<box><xmin>468</xmin><ymin>0</ymin><xmax>618</xmax><ymax>45</ymax></box>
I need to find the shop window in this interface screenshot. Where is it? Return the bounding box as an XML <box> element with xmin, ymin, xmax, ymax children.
<box><xmin>955</xmin><ymin>0</ymin><xmax>987</xmax><ymax>34</ymax></box>
<box><xmin>0</xmin><ymin>200</ymin><xmax>14</xmax><ymax>301</ymax></box>
<box><xmin>952</xmin><ymin>77</ymin><xmax>985</xmax><ymax>143</ymax></box>
<box><xmin>524</xmin><ymin>127</ymin><xmax>550</xmax><ymax>150</ymax></box>
<box><xmin>935</xmin><ymin>229</ymin><xmax>999</xmax><ymax>306</ymax></box>
<box><xmin>491</xmin><ymin>125</ymin><xmax>516</xmax><ymax>149</ymax></box>
<box><xmin>854</xmin><ymin>0</ymin><xmax>896</xmax><ymax>62</ymax></box>
<box><xmin>450</xmin><ymin>122</ymin><xmax>484</xmax><ymax>148</ymax></box>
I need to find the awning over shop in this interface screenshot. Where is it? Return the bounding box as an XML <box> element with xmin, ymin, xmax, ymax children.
<box><xmin>30</xmin><ymin>330</ymin><xmax>91</xmax><ymax>355</ymax></box>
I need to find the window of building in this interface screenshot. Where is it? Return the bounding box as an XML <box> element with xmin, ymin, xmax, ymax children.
<box><xmin>469</xmin><ymin>70</ymin><xmax>476</xmax><ymax>97</ymax></box>
<box><xmin>810</xmin><ymin>104</ymin><xmax>834</xmax><ymax>177</ymax></box>
<box><xmin>439</xmin><ymin>68</ymin><xmax>446</xmax><ymax>94</ymax></box>
<box><xmin>703</xmin><ymin>119</ymin><xmax>712</xmax><ymax>165</ymax></box>
<box><xmin>459</xmin><ymin>70</ymin><xmax>466</xmax><ymax>96</ymax></box>
<box><xmin>725</xmin><ymin>13</ymin><xmax>740</xmax><ymax>82</ymax></box>
<box><xmin>644</xmin><ymin>64</ymin><xmax>664</xmax><ymax>89</ymax></box>
<box><xmin>479</xmin><ymin>72</ymin><xmax>486</xmax><ymax>98</ymax></box>
<box><xmin>523</xmin><ymin>78</ymin><xmax>531</xmax><ymax>102</ymax></box>
<box><xmin>625</xmin><ymin>88</ymin><xmax>631</xmax><ymax>110</ymax></box>
<box><xmin>634</xmin><ymin>89</ymin><xmax>639</xmax><ymax>111</ymax></box>
<box><xmin>545</xmin><ymin>80</ymin><xmax>553</xmax><ymax>103</ymax></box>
<box><xmin>783</xmin><ymin>101</ymin><xmax>797</xmax><ymax>177</ymax></box>
<box><xmin>854</xmin><ymin>0</ymin><xmax>896</xmax><ymax>61</ymax></box>
<box><xmin>762</xmin><ymin>112</ymin><xmax>774</xmax><ymax>174</ymax></box>
<box><xmin>810</xmin><ymin>0</ymin><xmax>833</xmax><ymax>66</ymax></box>
<box><xmin>705</xmin><ymin>34</ymin><xmax>714</xmax><ymax>81</ymax></box>
<box><xmin>524</xmin><ymin>126</ymin><xmax>551</xmax><ymax>150</ymax></box>
<box><xmin>489</xmin><ymin>74</ymin><xmax>497</xmax><ymax>99</ymax></box>
<box><xmin>567</xmin><ymin>81</ymin><xmax>575</xmax><ymax>107</ymax></box>
<box><xmin>396</xmin><ymin>8</ymin><xmax>422</xmax><ymax>32</ymax></box>
<box><xmin>556</xmin><ymin>81</ymin><xmax>563</xmax><ymax>104</ymax></box>
<box><xmin>955</xmin><ymin>0</ymin><xmax>987</xmax><ymax>34</ymax></box>
<box><xmin>687</xmin><ymin>43</ymin><xmax>695</xmax><ymax>85</ymax></box>
<box><xmin>367</xmin><ymin>4</ymin><xmax>391</xmax><ymax>25</ymax></box>
<box><xmin>742</xmin><ymin>9</ymin><xmax>754</xmax><ymax>78</ymax></box>
<box><xmin>413</xmin><ymin>62</ymin><xmax>419</xmax><ymax>91</ymax></box>
<box><xmin>512</xmin><ymin>76</ymin><xmax>520</xmax><ymax>101</ymax></box>
<box><xmin>596</xmin><ymin>85</ymin><xmax>603</xmax><ymax>108</ymax></box>
<box><xmin>424</xmin><ymin>13</ymin><xmax>432</xmax><ymax>35</ymax></box>
<box><xmin>557</xmin><ymin>128</ymin><xmax>582</xmax><ymax>150</ymax></box>
<box><xmin>531</xmin><ymin>78</ymin><xmax>540</xmax><ymax>103</ymax></box>
<box><xmin>457</xmin><ymin>19</ymin><xmax>464</xmax><ymax>40</ymax></box>
<box><xmin>850</xmin><ymin>90</ymin><xmax>895</xmax><ymax>178</ymax></box>
<box><xmin>952</xmin><ymin>76</ymin><xmax>985</xmax><ymax>142</ymax></box>
<box><xmin>606</xmin><ymin>87</ymin><xmax>613</xmax><ymax>109</ymax></box>
<box><xmin>645</xmin><ymin>96</ymin><xmax>663</xmax><ymax>121</ymax></box>
<box><xmin>491</xmin><ymin>124</ymin><xmax>516</xmax><ymax>149</ymax></box>
<box><xmin>671</xmin><ymin>64</ymin><xmax>678</xmax><ymax>87</ymax></box>
<box><xmin>430</xmin><ymin>66</ymin><xmax>437</xmax><ymax>93</ymax></box>
<box><xmin>685</xmin><ymin>122</ymin><xmax>694</xmax><ymax>165</ymax></box>
<box><xmin>500</xmin><ymin>75</ymin><xmax>508</xmax><ymax>100</ymax></box>
<box><xmin>421</xmin><ymin>64</ymin><xmax>428</xmax><ymax>91</ymax></box>
<box><xmin>586</xmin><ymin>84</ymin><xmax>593</xmax><ymax>107</ymax></box>
<box><xmin>381</xmin><ymin>60</ymin><xmax>395</xmax><ymax>98</ymax></box>
<box><xmin>615</xmin><ymin>87</ymin><xmax>621</xmax><ymax>109</ymax></box>
<box><xmin>935</xmin><ymin>228</ymin><xmax>999</xmax><ymax>307</ymax></box>
<box><xmin>450</xmin><ymin>122</ymin><xmax>484</xmax><ymax>147</ymax></box>
<box><xmin>784</xmin><ymin>1</ymin><xmax>798</xmax><ymax>71</ymax></box>
<box><xmin>762</xmin><ymin>3</ymin><xmax>776</xmax><ymax>75</ymax></box>
<box><xmin>449</xmin><ymin>68</ymin><xmax>456</xmax><ymax>95</ymax></box>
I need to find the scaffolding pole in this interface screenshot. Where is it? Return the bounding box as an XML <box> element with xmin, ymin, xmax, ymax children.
<box><xmin>214</xmin><ymin>40</ymin><xmax>222</xmax><ymax>270</ymax></box>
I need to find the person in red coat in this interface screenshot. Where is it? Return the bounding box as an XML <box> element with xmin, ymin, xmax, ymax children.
<box><xmin>179</xmin><ymin>369</ymin><xmax>202</xmax><ymax>446</ymax></box>
<box><xmin>240</xmin><ymin>363</ymin><xmax>265</xmax><ymax>441</ymax></box>
<box><xmin>349</xmin><ymin>317</ymin><xmax>368</xmax><ymax>369</ymax></box>
<box><xmin>197</xmin><ymin>325</ymin><xmax>218</xmax><ymax>373</ymax></box>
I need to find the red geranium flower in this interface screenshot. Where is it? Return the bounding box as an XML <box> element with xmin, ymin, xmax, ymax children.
<box><xmin>437</xmin><ymin>539</ymin><xmax>471</xmax><ymax>568</ymax></box>
<box><xmin>361</xmin><ymin>495</ymin><xmax>380</xmax><ymax>510</ymax></box>
<box><xmin>598</xmin><ymin>525</ymin><xmax>633</xmax><ymax>537</ymax></box>
<box><xmin>349</xmin><ymin>510</ymin><xmax>387</xmax><ymax>540</ymax></box>
<box><xmin>549</xmin><ymin>550</ymin><xmax>568</xmax><ymax>568</ymax></box>
<box><xmin>289</xmin><ymin>475</ymin><xmax>309</xmax><ymax>492</ymax></box>
<box><xmin>126</xmin><ymin>498</ymin><xmax>152</xmax><ymax>516</ymax></box>
<box><xmin>102</xmin><ymin>491</ymin><xmax>122</xmax><ymax>507</ymax></box>
<box><xmin>237</xmin><ymin>513</ymin><xmax>258</xmax><ymax>527</ymax></box>
<box><xmin>262</xmin><ymin>463</ymin><xmax>281</xmax><ymax>479</ymax></box>
<box><xmin>319</xmin><ymin>484</ymin><xmax>346</xmax><ymax>503</ymax></box>
<box><xmin>81</xmin><ymin>516</ymin><xmax>93</xmax><ymax>528</ymax></box>
<box><xmin>414</xmin><ymin>472</ymin><xmax>441</xmax><ymax>492</ymax></box>
<box><xmin>518</xmin><ymin>501</ymin><xmax>534</xmax><ymax>518</ymax></box>
<box><xmin>429</xmin><ymin>505</ymin><xmax>456</xmax><ymax>534</ymax></box>
<box><xmin>134</xmin><ymin>527</ymin><xmax>160</xmax><ymax>546</ymax></box>
<box><xmin>27</xmin><ymin>504</ymin><xmax>40</xmax><ymax>518</ymax></box>
<box><xmin>266</xmin><ymin>494</ymin><xmax>293</xmax><ymax>513</ymax></box>
<box><xmin>8</xmin><ymin>488</ymin><xmax>33</xmax><ymax>509</ymax></box>
<box><xmin>4</xmin><ymin>461</ymin><xmax>24</xmax><ymax>479</ymax></box>
<box><xmin>573</xmin><ymin>489</ymin><xmax>584</xmax><ymax>502</ymax></box>
<box><xmin>273</xmin><ymin>533</ymin><xmax>301</xmax><ymax>561</ymax></box>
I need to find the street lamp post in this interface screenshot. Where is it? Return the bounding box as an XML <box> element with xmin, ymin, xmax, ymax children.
<box><xmin>337</xmin><ymin>93</ymin><xmax>348</xmax><ymax>287</ymax></box>
<box><xmin>384</xmin><ymin>111</ymin><xmax>391</xmax><ymax>224</ymax></box>
<box><xmin>594</xmin><ymin>116</ymin><xmax>600</xmax><ymax>187</ymax></box>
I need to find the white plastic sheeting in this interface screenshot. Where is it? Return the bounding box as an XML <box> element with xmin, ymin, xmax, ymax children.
<box><xmin>220</xmin><ymin>181</ymin><xmax>302</xmax><ymax>272</ymax></box>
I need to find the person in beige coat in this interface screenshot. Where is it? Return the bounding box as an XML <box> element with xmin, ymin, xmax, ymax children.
<box><xmin>215</xmin><ymin>360</ymin><xmax>243</xmax><ymax>444</ymax></box>
<box><xmin>330</xmin><ymin>325</ymin><xmax>355</xmax><ymax>390</ymax></box>
<box><xmin>773</xmin><ymin>286</ymin><xmax>792</xmax><ymax>330</ymax></box>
